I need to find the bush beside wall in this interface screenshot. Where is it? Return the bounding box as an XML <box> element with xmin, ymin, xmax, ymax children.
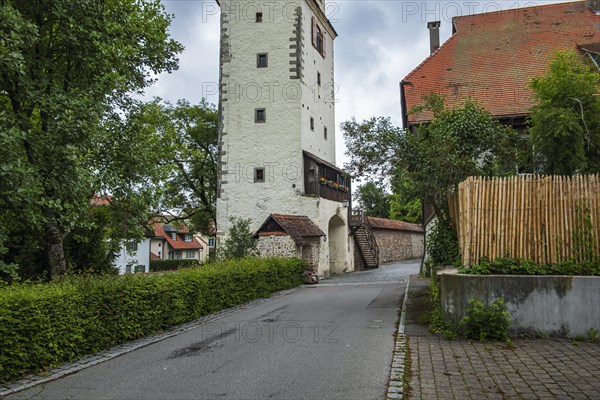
<box><xmin>0</xmin><ymin>257</ymin><xmax>304</xmax><ymax>383</ymax></box>
<box><xmin>149</xmin><ymin>259</ymin><xmax>199</xmax><ymax>271</ymax></box>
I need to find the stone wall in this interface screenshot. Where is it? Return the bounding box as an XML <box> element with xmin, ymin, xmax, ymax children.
<box><xmin>373</xmin><ymin>229</ymin><xmax>424</xmax><ymax>263</ymax></box>
<box><xmin>301</xmin><ymin>237</ymin><xmax>321</xmax><ymax>270</ymax></box>
<box><xmin>257</xmin><ymin>234</ymin><xmax>299</xmax><ymax>258</ymax></box>
<box><xmin>438</xmin><ymin>269</ymin><xmax>600</xmax><ymax>337</ymax></box>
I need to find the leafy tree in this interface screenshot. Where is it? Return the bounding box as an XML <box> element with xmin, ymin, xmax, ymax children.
<box><xmin>404</xmin><ymin>95</ymin><xmax>516</xmax><ymax>217</ymax></box>
<box><xmin>389</xmin><ymin>175</ymin><xmax>422</xmax><ymax>224</ymax></box>
<box><xmin>343</xmin><ymin>117</ymin><xmax>421</xmax><ymax>223</ymax></box>
<box><xmin>342</xmin><ymin>97</ymin><xmax>516</xmax><ymax>269</ymax></box>
<box><xmin>218</xmin><ymin>217</ymin><xmax>257</xmax><ymax>260</ymax></box>
<box><xmin>342</xmin><ymin>117</ymin><xmax>403</xmax><ymax>183</ymax></box>
<box><xmin>0</xmin><ymin>0</ymin><xmax>182</xmax><ymax>278</ymax></box>
<box><xmin>528</xmin><ymin>50</ymin><xmax>600</xmax><ymax>175</ymax></box>
<box><xmin>153</xmin><ymin>100</ymin><xmax>218</xmax><ymax>234</ymax></box>
<box><xmin>354</xmin><ymin>182</ymin><xmax>390</xmax><ymax>219</ymax></box>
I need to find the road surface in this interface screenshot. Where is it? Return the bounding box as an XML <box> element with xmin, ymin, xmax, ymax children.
<box><xmin>6</xmin><ymin>261</ymin><xmax>419</xmax><ymax>400</ymax></box>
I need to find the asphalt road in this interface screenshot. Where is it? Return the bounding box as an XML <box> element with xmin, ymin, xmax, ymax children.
<box><xmin>6</xmin><ymin>261</ymin><xmax>419</xmax><ymax>400</ymax></box>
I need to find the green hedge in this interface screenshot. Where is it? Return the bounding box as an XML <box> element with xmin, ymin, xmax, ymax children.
<box><xmin>459</xmin><ymin>257</ymin><xmax>600</xmax><ymax>276</ymax></box>
<box><xmin>0</xmin><ymin>257</ymin><xmax>304</xmax><ymax>383</ymax></box>
<box><xmin>149</xmin><ymin>259</ymin><xmax>199</xmax><ymax>271</ymax></box>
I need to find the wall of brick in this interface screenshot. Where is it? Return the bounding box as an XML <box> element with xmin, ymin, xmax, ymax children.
<box><xmin>374</xmin><ymin>229</ymin><xmax>424</xmax><ymax>263</ymax></box>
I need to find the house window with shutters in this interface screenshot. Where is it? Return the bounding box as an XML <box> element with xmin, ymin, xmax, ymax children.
<box><xmin>311</xmin><ymin>17</ymin><xmax>326</xmax><ymax>58</ymax></box>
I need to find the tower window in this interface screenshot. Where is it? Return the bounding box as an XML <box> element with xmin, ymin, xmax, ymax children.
<box><xmin>254</xmin><ymin>168</ymin><xmax>265</xmax><ymax>183</ymax></box>
<box><xmin>257</xmin><ymin>53</ymin><xmax>268</xmax><ymax>68</ymax></box>
<box><xmin>255</xmin><ymin>108</ymin><xmax>266</xmax><ymax>123</ymax></box>
<box><xmin>311</xmin><ymin>18</ymin><xmax>326</xmax><ymax>58</ymax></box>
<box><xmin>256</xmin><ymin>12</ymin><xmax>263</xmax><ymax>22</ymax></box>
<box><xmin>317</xmin><ymin>72</ymin><xmax>321</xmax><ymax>86</ymax></box>
<box><xmin>324</xmin><ymin>126</ymin><xmax>328</xmax><ymax>140</ymax></box>
<box><xmin>310</xmin><ymin>117</ymin><xmax>314</xmax><ymax>131</ymax></box>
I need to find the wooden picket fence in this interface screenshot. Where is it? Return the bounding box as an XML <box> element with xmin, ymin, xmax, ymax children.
<box><xmin>449</xmin><ymin>175</ymin><xmax>600</xmax><ymax>266</ymax></box>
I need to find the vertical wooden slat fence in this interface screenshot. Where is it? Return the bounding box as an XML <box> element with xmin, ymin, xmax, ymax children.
<box><xmin>449</xmin><ymin>175</ymin><xmax>600</xmax><ymax>266</ymax></box>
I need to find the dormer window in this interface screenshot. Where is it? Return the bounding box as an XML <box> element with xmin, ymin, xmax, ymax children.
<box><xmin>171</xmin><ymin>232</ymin><xmax>177</xmax><ymax>240</ymax></box>
<box><xmin>184</xmin><ymin>234</ymin><xmax>192</xmax><ymax>242</ymax></box>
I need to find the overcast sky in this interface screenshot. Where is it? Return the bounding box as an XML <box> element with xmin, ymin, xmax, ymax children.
<box><xmin>145</xmin><ymin>0</ymin><xmax>577</xmax><ymax>165</ymax></box>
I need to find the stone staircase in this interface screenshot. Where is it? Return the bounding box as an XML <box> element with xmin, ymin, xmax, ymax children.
<box><xmin>350</xmin><ymin>213</ymin><xmax>379</xmax><ymax>268</ymax></box>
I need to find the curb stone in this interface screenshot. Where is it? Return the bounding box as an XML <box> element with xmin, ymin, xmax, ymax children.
<box><xmin>0</xmin><ymin>287</ymin><xmax>299</xmax><ymax>398</ymax></box>
<box><xmin>386</xmin><ymin>275</ymin><xmax>411</xmax><ymax>400</ymax></box>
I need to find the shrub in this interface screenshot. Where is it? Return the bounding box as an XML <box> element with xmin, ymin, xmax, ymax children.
<box><xmin>218</xmin><ymin>217</ymin><xmax>257</xmax><ymax>260</ymax></box>
<box><xmin>149</xmin><ymin>259</ymin><xmax>199</xmax><ymax>272</ymax></box>
<box><xmin>0</xmin><ymin>257</ymin><xmax>304</xmax><ymax>383</ymax></box>
<box><xmin>426</xmin><ymin>217</ymin><xmax>460</xmax><ymax>270</ymax></box>
<box><xmin>459</xmin><ymin>257</ymin><xmax>600</xmax><ymax>276</ymax></box>
<box><xmin>460</xmin><ymin>298</ymin><xmax>511</xmax><ymax>342</ymax></box>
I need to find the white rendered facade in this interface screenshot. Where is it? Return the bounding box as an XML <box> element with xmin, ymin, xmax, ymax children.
<box><xmin>216</xmin><ymin>0</ymin><xmax>353</xmax><ymax>276</ymax></box>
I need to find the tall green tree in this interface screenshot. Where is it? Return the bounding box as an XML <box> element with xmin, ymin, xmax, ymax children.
<box><xmin>0</xmin><ymin>0</ymin><xmax>182</xmax><ymax>278</ymax></box>
<box><xmin>354</xmin><ymin>182</ymin><xmax>391</xmax><ymax>219</ymax></box>
<box><xmin>404</xmin><ymin>95</ymin><xmax>516</xmax><ymax>218</ymax></box>
<box><xmin>528</xmin><ymin>50</ymin><xmax>600</xmax><ymax>175</ymax></box>
<box><xmin>154</xmin><ymin>100</ymin><xmax>218</xmax><ymax>234</ymax></box>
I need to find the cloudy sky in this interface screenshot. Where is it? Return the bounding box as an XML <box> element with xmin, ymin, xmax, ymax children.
<box><xmin>146</xmin><ymin>0</ymin><xmax>576</xmax><ymax>163</ymax></box>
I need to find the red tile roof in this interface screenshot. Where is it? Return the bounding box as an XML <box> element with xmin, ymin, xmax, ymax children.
<box><xmin>402</xmin><ymin>1</ymin><xmax>600</xmax><ymax>126</ymax></box>
<box><xmin>255</xmin><ymin>214</ymin><xmax>325</xmax><ymax>246</ymax></box>
<box><xmin>367</xmin><ymin>217</ymin><xmax>424</xmax><ymax>233</ymax></box>
<box><xmin>152</xmin><ymin>223</ymin><xmax>203</xmax><ymax>250</ymax></box>
<box><xmin>90</xmin><ymin>195</ymin><xmax>112</xmax><ymax>206</ymax></box>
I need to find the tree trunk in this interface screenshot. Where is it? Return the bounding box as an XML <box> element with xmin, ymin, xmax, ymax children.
<box><xmin>46</xmin><ymin>222</ymin><xmax>66</xmax><ymax>278</ymax></box>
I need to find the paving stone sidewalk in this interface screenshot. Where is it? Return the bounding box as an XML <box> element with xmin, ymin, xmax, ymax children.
<box><xmin>403</xmin><ymin>275</ymin><xmax>600</xmax><ymax>400</ymax></box>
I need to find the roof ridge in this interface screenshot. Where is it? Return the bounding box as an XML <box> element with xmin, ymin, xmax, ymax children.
<box><xmin>452</xmin><ymin>0</ymin><xmax>587</xmax><ymax>22</ymax></box>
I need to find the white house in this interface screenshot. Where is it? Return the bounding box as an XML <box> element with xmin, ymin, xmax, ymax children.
<box><xmin>150</xmin><ymin>223</ymin><xmax>207</xmax><ymax>263</ymax></box>
<box><xmin>216</xmin><ymin>0</ymin><xmax>358</xmax><ymax>277</ymax></box>
<box><xmin>113</xmin><ymin>223</ymin><xmax>209</xmax><ymax>274</ymax></box>
<box><xmin>113</xmin><ymin>237</ymin><xmax>152</xmax><ymax>275</ymax></box>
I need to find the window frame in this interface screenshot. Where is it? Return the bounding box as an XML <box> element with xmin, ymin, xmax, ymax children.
<box><xmin>254</xmin><ymin>167</ymin><xmax>265</xmax><ymax>183</ymax></box>
<box><xmin>257</xmin><ymin>53</ymin><xmax>268</xmax><ymax>68</ymax></box>
<box><xmin>256</xmin><ymin>12</ymin><xmax>263</xmax><ymax>22</ymax></box>
<box><xmin>255</xmin><ymin>108</ymin><xmax>266</xmax><ymax>123</ymax></box>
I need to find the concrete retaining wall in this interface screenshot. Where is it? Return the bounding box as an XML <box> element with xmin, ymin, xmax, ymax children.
<box><xmin>438</xmin><ymin>269</ymin><xmax>600</xmax><ymax>337</ymax></box>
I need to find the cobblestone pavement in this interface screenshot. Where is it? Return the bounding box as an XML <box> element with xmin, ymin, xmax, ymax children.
<box><xmin>404</xmin><ymin>276</ymin><xmax>600</xmax><ymax>400</ymax></box>
<box><xmin>407</xmin><ymin>336</ymin><xmax>600</xmax><ymax>400</ymax></box>
<box><xmin>322</xmin><ymin>259</ymin><xmax>421</xmax><ymax>285</ymax></box>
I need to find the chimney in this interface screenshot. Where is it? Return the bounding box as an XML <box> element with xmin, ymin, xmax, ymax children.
<box><xmin>427</xmin><ymin>21</ymin><xmax>441</xmax><ymax>54</ymax></box>
<box><xmin>589</xmin><ymin>0</ymin><xmax>600</xmax><ymax>14</ymax></box>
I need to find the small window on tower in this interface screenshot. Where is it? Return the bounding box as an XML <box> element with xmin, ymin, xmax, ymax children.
<box><xmin>256</xmin><ymin>12</ymin><xmax>263</xmax><ymax>22</ymax></box>
<box><xmin>317</xmin><ymin>72</ymin><xmax>321</xmax><ymax>86</ymax></box>
<box><xmin>257</xmin><ymin>53</ymin><xmax>268</xmax><ymax>68</ymax></box>
<box><xmin>310</xmin><ymin>117</ymin><xmax>314</xmax><ymax>131</ymax></box>
<box><xmin>324</xmin><ymin>126</ymin><xmax>328</xmax><ymax>140</ymax></box>
<box><xmin>255</xmin><ymin>108</ymin><xmax>266</xmax><ymax>123</ymax></box>
<box><xmin>254</xmin><ymin>168</ymin><xmax>265</xmax><ymax>183</ymax></box>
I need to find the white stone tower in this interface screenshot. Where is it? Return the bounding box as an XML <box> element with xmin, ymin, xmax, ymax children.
<box><xmin>216</xmin><ymin>0</ymin><xmax>354</xmax><ymax>276</ymax></box>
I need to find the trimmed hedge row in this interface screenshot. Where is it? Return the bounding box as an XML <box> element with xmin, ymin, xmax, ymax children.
<box><xmin>0</xmin><ymin>257</ymin><xmax>304</xmax><ymax>383</ymax></box>
<box><xmin>149</xmin><ymin>259</ymin><xmax>199</xmax><ymax>271</ymax></box>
